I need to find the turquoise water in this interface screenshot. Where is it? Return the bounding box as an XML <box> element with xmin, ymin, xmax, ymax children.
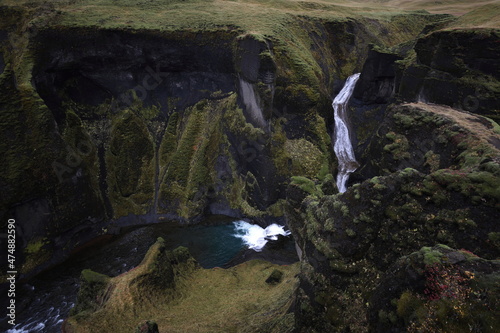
<box><xmin>161</xmin><ymin>223</ymin><xmax>245</xmax><ymax>268</ymax></box>
<box><xmin>5</xmin><ymin>220</ymin><xmax>294</xmax><ymax>333</ymax></box>
<box><xmin>159</xmin><ymin>221</ymin><xmax>291</xmax><ymax>268</ymax></box>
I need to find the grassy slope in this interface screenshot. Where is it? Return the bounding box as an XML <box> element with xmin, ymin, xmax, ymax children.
<box><xmin>2</xmin><ymin>0</ymin><xmax>498</xmax><ymax>17</ymax></box>
<box><xmin>445</xmin><ymin>3</ymin><xmax>500</xmax><ymax>29</ymax></box>
<box><xmin>66</xmin><ymin>259</ymin><xmax>300</xmax><ymax>332</ymax></box>
<box><xmin>1</xmin><ymin>0</ymin><xmax>418</xmax><ymax>32</ymax></box>
<box><xmin>378</xmin><ymin>0</ymin><xmax>499</xmax><ymax>16</ymax></box>
<box><xmin>406</xmin><ymin>102</ymin><xmax>500</xmax><ymax>148</ymax></box>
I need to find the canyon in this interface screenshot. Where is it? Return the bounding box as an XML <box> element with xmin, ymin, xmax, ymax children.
<box><xmin>0</xmin><ymin>0</ymin><xmax>499</xmax><ymax>332</ymax></box>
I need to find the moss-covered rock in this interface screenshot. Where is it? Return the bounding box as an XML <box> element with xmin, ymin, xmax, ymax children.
<box><xmin>286</xmin><ymin>101</ymin><xmax>500</xmax><ymax>332</ymax></box>
<box><xmin>397</xmin><ymin>29</ymin><xmax>500</xmax><ymax>122</ymax></box>
<box><xmin>370</xmin><ymin>245</ymin><xmax>500</xmax><ymax>332</ymax></box>
<box><xmin>71</xmin><ymin>269</ymin><xmax>111</xmax><ymax>316</ymax></box>
<box><xmin>106</xmin><ymin>109</ymin><xmax>155</xmax><ymax>217</ymax></box>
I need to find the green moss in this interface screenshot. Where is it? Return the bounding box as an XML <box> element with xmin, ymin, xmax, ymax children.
<box><xmin>266</xmin><ymin>199</ymin><xmax>287</xmax><ymax>217</ymax></box>
<box><xmin>488</xmin><ymin>232</ymin><xmax>500</xmax><ymax>250</ymax></box>
<box><xmin>81</xmin><ymin>269</ymin><xmax>111</xmax><ymax>285</ymax></box>
<box><xmin>20</xmin><ymin>238</ymin><xmax>52</xmax><ymax>274</ymax></box>
<box><xmin>430</xmin><ymin>168</ymin><xmax>500</xmax><ymax>204</ymax></box>
<box><xmin>384</xmin><ymin>131</ymin><xmax>410</xmax><ymax>160</ymax></box>
<box><xmin>290</xmin><ymin>176</ymin><xmax>322</xmax><ymax>197</ymax></box>
<box><xmin>424</xmin><ymin>150</ymin><xmax>440</xmax><ymax>172</ymax></box>
<box><xmin>159</xmin><ymin>112</ymin><xmax>179</xmax><ymax>167</ymax></box>
<box><xmin>422</xmin><ymin>177</ymin><xmax>448</xmax><ymax>205</ymax></box>
<box><xmin>224</xmin><ymin>94</ymin><xmax>264</xmax><ymax>141</ymax></box>
<box><xmin>346</xmin><ymin>228</ymin><xmax>356</xmax><ymax>238</ymax></box>
<box><xmin>284</xmin><ymin>139</ymin><xmax>323</xmax><ymax>178</ymax></box>
<box><xmin>106</xmin><ymin>109</ymin><xmax>155</xmax><ymax>217</ymax></box>
<box><xmin>421</xmin><ymin>246</ymin><xmax>444</xmax><ymax>265</ymax></box>
<box><xmin>160</xmin><ymin>98</ymin><xmax>230</xmax><ymax>218</ymax></box>
<box><xmin>24</xmin><ymin>238</ymin><xmax>48</xmax><ymax>254</ymax></box>
<box><xmin>396</xmin><ymin>291</ymin><xmax>423</xmax><ymax>323</ymax></box>
<box><xmin>165</xmin><ymin>106</ymin><xmax>205</xmax><ymax>186</ymax></box>
<box><xmin>307</xmin><ymin>113</ymin><xmax>332</xmax><ymax>177</ymax></box>
<box><xmin>71</xmin><ymin>269</ymin><xmax>111</xmax><ymax>316</ymax></box>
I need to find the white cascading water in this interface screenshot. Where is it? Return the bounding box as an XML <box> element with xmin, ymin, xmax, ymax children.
<box><xmin>239</xmin><ymin>78</ymin><xmax>267</xmax><ymax>128</ymax></box>
<box><xmin>233</xmin><ymin>221</ymin><xmax>291</xmax><ymax>252</ymax></box>
<box><xmin>332</xmin><ymin>73</ymin><xmax>361</xmax><ymax>193</ymax></box>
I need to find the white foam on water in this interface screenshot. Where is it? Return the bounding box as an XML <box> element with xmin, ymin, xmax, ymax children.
<box><xmin>233</xmin><ymin>221</ymin><xmax>291</xmax><ymax>252</ymax></box>
<box><xmin>6</xmin><ymin>304</ymin><xmax>65</xmax><ymax>333</ymax></box>
<box><xmin>6</xmin><ymin>322</ymin><xmax>45</xmax><ymax>333</ymax></box>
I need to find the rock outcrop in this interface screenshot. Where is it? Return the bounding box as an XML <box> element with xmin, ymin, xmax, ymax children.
<box><xmin>398</xmin><ymin>29</ymin><xmax>500</xmax><ymax>122</ymax></box>
<box><xmin>286</xmin><ymin>102</ymin><xmax>500</xmax><ymax>332</ymax></box>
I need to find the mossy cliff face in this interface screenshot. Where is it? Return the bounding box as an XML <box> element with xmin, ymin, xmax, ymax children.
<box><xmin>397</xmin><ymin>28</ymin><xmax>500</xmax><ymax>122</ymax></box>
<box><xmin>64</xmin><ymin>238</ymin><xmax>300</xmax><ymax>333</ymax></box>
<box><xmin>286</xmin><ymin>102</ymin><xmax>500</xmax><ymax>332</ymax></box>
<box><xmin>371</xmin><ymin>245</ymin><xmax>499</xmax><ymax>332</ymax></box>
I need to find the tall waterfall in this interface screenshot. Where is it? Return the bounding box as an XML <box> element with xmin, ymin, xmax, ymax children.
<box><xmin>239</xmin><ymin>77</ymin><xmax>267</xmax><ymax>128</ymax></box>
<box><xmin>332</xmin><ymin>73</ymin><xmax>361</xmax><ymax>193</ymax></box>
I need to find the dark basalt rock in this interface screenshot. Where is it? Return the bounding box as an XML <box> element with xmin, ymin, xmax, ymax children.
<box><xmin>397</xmin><ymin>29</ymin><xmax>500</xmax><ymax>121</ymax></box>
<box><xmin>266</xmin><ymin>269</ymin><xmax>284</xmax><ymax>285</ymax></box>
<box><xmin>0</xmin><ymin>52</ymin><xmax>4</xmax><ymax>76</ymax></box>
<box><xmin>353</xmin><ymin>47</ymin><xmax>402</xmax><ymax>105</ymax></box>
<box><xmin>136</xmin><ymin>321</ymin><xmax>159</xmax><ymax>333</ymax></box>
<box><xmin>32</xmin><ymin>28</ymin><xmax>237</xmax><ymax>125</ymax></box>
<box><xmin>350</xmin><ymin>47</ymin><xmax>402</xmax><ymax>167</ymax></box>
<box><xmin>265</xmin><ymin>234</ymin><xmax>289</xmax><ymax>250</ymax></box>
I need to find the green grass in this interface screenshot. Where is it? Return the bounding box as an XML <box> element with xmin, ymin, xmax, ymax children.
<box><xmin>18</xmin><ymin>1</ymin><xmax>467</xmax><ymax>101</ymax></box>
<box><xmin>66</xmin><ymin>251</ymin><xmax>300</xmax><ymax>332</ymax></box>
<box><xmin>445</xmin><ymin>3</ymin><xmax>500</xmax><ymax>29</ymax></box>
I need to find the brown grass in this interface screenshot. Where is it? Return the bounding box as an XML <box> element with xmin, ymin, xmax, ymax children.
<box><xmin>374</xmin><ymin>0</ymin><xmax>499</xmax><ymax>16</ymax></box>
<box><xmin>65</xmin><ymin>259</ymin><xmax>300</xmax><ymax>332</ymax></box>
<box><xmin>406</xmin><ymin>102</ymin><xmax>500</xmax><ymax>151</ymax></box>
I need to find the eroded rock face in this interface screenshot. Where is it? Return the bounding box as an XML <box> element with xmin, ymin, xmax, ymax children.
<box><xmin>3</xmin><ymin>14</ymin><xmax>421</xmax><ymax>277</ymax></box>
<box><xmin>398</xmin><ymin>29</ymin><xmax>500</xmax><ymax>122</ymax></box>
<box><xmin>32</xmin><ymin>28</ymin><xmax>237</xmax><ymax>124</ymax></box>
<box><xmin>353</xmin><ymin>48</ymin><xmax>403</xmax><ymax>105</ymax></box>
<box><xmin>286</xmin><ymin>102</ymin><xmax>500</xmax><ymax>332</ymax></box>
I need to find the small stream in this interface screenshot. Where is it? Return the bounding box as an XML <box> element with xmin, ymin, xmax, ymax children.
<box><xmin>2</xmin><ymin>219</ymin><xmax>296</xmax><ymax>333</ymax></box>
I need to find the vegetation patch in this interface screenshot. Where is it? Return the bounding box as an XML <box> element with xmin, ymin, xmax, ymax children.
<box><xmin>65</xmin><ymin>239</ymin><xmax>300</xmax><ymax>333</ymax></box>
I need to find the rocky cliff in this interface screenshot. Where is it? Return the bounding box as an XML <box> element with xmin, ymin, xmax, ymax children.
<box><xmin>0</xmin><ymin>1</ymin><xmax>446</xmax><ymax>278</ymax></box>
<box><xmin>0</xmin><ymin>0</ymin><xmax>499</xmax><ymax>332</ymax></box>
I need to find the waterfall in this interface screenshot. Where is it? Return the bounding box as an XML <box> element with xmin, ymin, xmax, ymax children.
<box><xmin>239</xmin><ymin>77</ymin><xmax>267</xmax><ymax>128</ymax></box>
<box><xmin>332</xmin><ymin>73</ymin><xmax>361</xmax><ymax>193</ymax></box>
<box><xmin>233</xmin><ymin>221</ymin><xmax>291</xmax><ymax>252</ymax></box>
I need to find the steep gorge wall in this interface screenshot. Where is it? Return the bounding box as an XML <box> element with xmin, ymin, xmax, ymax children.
<box><xmin>285</xmin><ymin>22</ymin><xmax>500</xmax><ymax>331</ymax></box>
<box><xmin>0</xmin><ymin>4</ymin><xmax>453</xmax><ymax>279</ymax></box>
<box><xmin>398</xmin><ymin>29</ymin><xmax>500</xmax><ymax>122</ymax></box>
